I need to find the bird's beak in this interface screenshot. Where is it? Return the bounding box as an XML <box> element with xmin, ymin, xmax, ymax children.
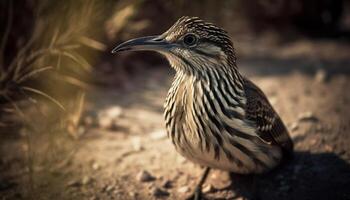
<box><xmin>111</xmin><ymin>35</ymin><xmax>172</xmax><ymax>54</ymax></box>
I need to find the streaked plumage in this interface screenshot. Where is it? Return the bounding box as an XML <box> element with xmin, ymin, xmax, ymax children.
<box><xmin>162</xmin><ymin>16</ymin><xmax>293</xmax><ymax>174</ymax></box>
<box><xmin>112</xmin><ymin>16</ymin><xmax>293</xmax><ymax>199</ymax></box>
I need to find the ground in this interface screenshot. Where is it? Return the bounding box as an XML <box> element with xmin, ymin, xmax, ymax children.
<box><xmin>1</xmin><ymin>39</ymin><xmax>350</xmax><ymax>200</ymax></box>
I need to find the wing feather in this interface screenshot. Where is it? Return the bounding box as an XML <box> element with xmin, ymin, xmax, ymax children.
<box><xmin>243</xmin><ymin>79</ymin><xmax>293</xmax><ymax>155</ymax></box>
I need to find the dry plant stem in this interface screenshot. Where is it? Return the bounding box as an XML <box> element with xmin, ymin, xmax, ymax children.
<box><xmin>21</xmin><ymin>87</ymin><xmax>66</xmax><ymax>111</ymax></box>
<box><xmin>0</xmin><ymin>0</ymin><xmax>13</xmax><ymax>68</ymax></box>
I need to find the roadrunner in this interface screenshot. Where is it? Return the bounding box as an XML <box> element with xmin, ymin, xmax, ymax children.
<box><xmin>112</xmin><ymin>16</ymin><xmax>293</xmax><ymax>199</ymax></box>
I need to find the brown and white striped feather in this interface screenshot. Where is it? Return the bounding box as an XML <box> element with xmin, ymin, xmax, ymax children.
<box><xmin>243</xmin><ymin>79</ymin><xmax>294</xmax><ymax>155</ymax></box>
<box><xmin>164</xmin><ymin>69</ymin><xmax>287</xmax><ymax>174</ymax></box>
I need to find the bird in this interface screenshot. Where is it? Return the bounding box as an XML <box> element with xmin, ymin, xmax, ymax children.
<box><xmin>112</xmin><ymin>16</ymin><xmax>293</xmax><ymax>200</ymax></box>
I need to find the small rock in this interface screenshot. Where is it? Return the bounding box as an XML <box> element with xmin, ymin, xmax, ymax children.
<box><xmin>98</xmin><ymin>116</ymin><xmax>112</xmax><ymax>129</ymax></box>
<box><xmin>131</xmin><ymin>137</ymin><xmax>144</xmax><ymax>151</ymax></box>
<box><xmin>97</xmin><ymin>106</ymin><xmax>123</xmax><ymax>129</ymax></box>
<box><xmin>104</xmin><ymin>185</ymin><xmax>115</xmax><ymax>193</ymax></box>
<box><xmin>101</xmin><ymin>106</ymin><xmax>123</xmax><ymax>119</ymax></box>
<box><xmin>324</xmin><ymin>144</ymin><xmax>333</xmax><ymax>152</ymax></box>
<box><xmin>89</xmin><ymin>196</ymin><xmax>98</xmax><ymax>200</ymax></box>
<box><xmin>150</xmin><ymin>129</ymin><xmax>167</xmax><ymax>140</ymax></box>
<box><xmin>289</xmin><ymin>122</ymin><xmax>299</xmax><ymax>132</ymax></box>
<box><xmin>84</xmin><ymin>116</ymin><xmax>95</xmax><ymax>127</ymax></box>
<box><xmin>202</xmin><ymin>184</ymin><xmax>214</xmax><ymax>193</ymax></box>
<box><xmin>136</xmin><ymin>170</ymin><xmax>156</xmax><ymax>182</ymax></box>
<box><xmin>77</xmin><ymin>126</ymin><xmax>86</xmax><ymax>136</ymax></box>
<box><xmin>67</xmin><ymin>180</ymin><xmax>81</xmax><ymax>187</ymax></box>
<box><xmin>269</xmin><ymin>97</ymin><xmax>278</xmax><ymax>106</ymax></box>
<box><xmin>82</xmin><ymin>176</ymin><xmax>92</xmax><ymax>185</ymax></box>
<box><xmin>176</xmin><ymin>156</ymin><xmax>187</xmax><ymax>164</ymax></box>
<box><xmin>178</xmin><ymin>186</ymin><xmax>190</xmax><ymax>193</ymax></box>
<box><xmin>314</xmin><ymin>69</ymin><xmax>327</xmax><ymax>83</ymax></box>
<box><xmin>309</xmin><ymin>138</ymin><xmax>317</xmax><ymax>146</ymax></box>
<box><xmin>162</xmin><ymin>180</ymin><xmax>173</xmax><ymax>189</ymax></box>
<box><xmin>152</xmin><ymin>187</ymin><xmax>169</xmax><ymax>197</ymax></box>
<box><xmin>92</xmin><ymin>163</ymin><xmax>100</xmax><ymax>170</ymax></box>
<box><xmin>129</xmin><ymin>192</ymin><xmax>137</xmax><ymax>198</ymax></box>
<box><xmin>298</xmin><ymin>111</ymin><xmax>318</xmax><ymax>122</ymax></box>
<box><xmin>113</xmin><ymin>187</ymin><xmax>122</xmax><ymax>195</ymax></box>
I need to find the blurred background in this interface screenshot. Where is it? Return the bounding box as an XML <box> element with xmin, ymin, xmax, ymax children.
<box><xmin>1</xmin><ymin>0</ymin><xmax>350</xmax><ymax>200</ymax></box>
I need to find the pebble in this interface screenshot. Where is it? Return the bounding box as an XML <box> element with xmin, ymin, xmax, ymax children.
<box><xmin>97</xmin><ymin>106</ymin><xmax>123</xmax><ymax>129</ymax></box>
<box><xmin>162</xmin><ymin>180</ymin><xmax>173</xmax><ymax>189</ymax></box>
<box><xmin>101</xmin><ymin>106</ymin><xmax>123</xmax><ymax>119</ymax></box>
<box><xmin>92</xmin><ymin>162</ymin><xmax>100</xmax><ymax>170</ymax></box>
<box><xmin>298</xmin><ymin>111</ymin><xmax>318</xmax><ymax>122</ymax></box>
<box><xmin>84</xmin><ymin>116</ymin><xmax>95</xmax><ymax>127</ymax></box>
<box><xmin>136</xmin><ymin>170</ymin><xmax>156</xmax><ymax>182</ymax></box>
<box><xmin>177</xmin><ymin>186</ymin><xmax>190</xmax><ymax>193</ymax></box>
<box><xmin>104</xmin><ymin>185</ymin><xmax>115</xmax><ymax>193</ymax></box>
<box><xmin>150</xmin><ymin>129</ymin><xmax>167</xmax><ymax>140</ymax></box>
<box><xmin>152</xmin><ymin>187</ymin><xmax>170</xmax><ymax>197</ymax></box>
<box><xmin>82</xmin><ymin>176</ymin><xmax>92</xmax><ymax>185</ymax></box>
<box><xmin>131</xmin><ymin>137</ymin><xmax>144</xmax><ymax>151</ymax></box>
<box><xmin>129</xmin><ymin>192</ymin><xmax>137</xmax><ymax>198</ymax></box>
<box><xmin>176</xmin><ymin>156</ymin><xmax>187</xmax><ymax>164</ymax></box>
<box><xmin>290</xmin><ymin>122</ymin><xmax>299</xmax><ymax>131</ymax></box>
<box><xmin>66</xmin><ymin>180</ymin><xmax>81</xmax><ymax>187</ymax></box>
<box><xmin>314</xmin><ymin>69</ymin><xmax>327</xmax><ymax>83</ymax></box>
<box><xmin>89</xmin><ymin>196</ymin><xmax>98</xmax><ymax>200</ymax></box>
<box><xmin>269</xmin><ymin>97</ymin><xmax>278</xmax><ymax>106</ymax></box>
<box><xmin>98</xmin><ymin>116</ymin><xmax>113</xmax><ymax>129</ymax></box>
<box><xmin>202</xmin><ymin>184</ymin><xmax>214</xmax><ymax>193</ymax></box>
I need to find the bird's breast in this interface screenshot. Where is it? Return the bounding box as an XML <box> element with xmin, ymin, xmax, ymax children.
<box><xmin>164</xmin><ymin>75</ymin><xmax>282</xmax><ymax>173</ymax></box>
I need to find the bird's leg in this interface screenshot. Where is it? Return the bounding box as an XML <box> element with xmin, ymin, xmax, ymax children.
<box><xmin>186</xmin><ymin>167</ymin><xmax>211</xmax><ymax>200</ymax></box>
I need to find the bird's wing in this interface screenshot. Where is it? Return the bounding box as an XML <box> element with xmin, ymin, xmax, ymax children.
<box><xmin>243</xmin><ymin>79</ymin><xmax>293</xmax><ymax>154</ymax></box>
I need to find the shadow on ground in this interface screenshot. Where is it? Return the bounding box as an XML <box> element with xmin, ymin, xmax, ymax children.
<box><xmin>224</xmin><ymin>152</ymin><xmax>350</xmax><ymax>200</ymax></box>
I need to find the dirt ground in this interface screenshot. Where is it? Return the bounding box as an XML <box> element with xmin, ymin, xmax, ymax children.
<box><xmin>1</xmin><ymin>38</ymin><xmax>350</xmax><ymax>200</ymax></box>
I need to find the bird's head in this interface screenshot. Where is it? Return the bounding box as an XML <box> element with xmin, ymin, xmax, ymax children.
<box><xmin>112</xmin><ymin>16</ymin><xmax>236</xmax><ymax>74</ymax></box>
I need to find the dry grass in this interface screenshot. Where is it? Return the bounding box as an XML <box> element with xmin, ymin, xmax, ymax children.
<box><xmin>0</xmin><ymin>1</ymin><xmax>112</xmax><ymax>198</ymax></box>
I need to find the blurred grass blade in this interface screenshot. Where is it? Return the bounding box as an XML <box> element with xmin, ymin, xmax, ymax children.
<box><xmin>1</xmin><ymin>94</ymin><xmax>25</xmax><ymax>118</ymax></box>
<box><xmin>61</xmin><ymin>44</ymin><xmax>81</xmax><ymax>50</ymax></box>
<box><xmin>59</xmin><ymin>75</ymin><xmax>91</xmax><ymax>89</ymax></box>
<box><xmin>7</xmin><ymin>20</ymin><xmax>40</xmax><ymax>73</ymax></box>
<box><xmin>56</xmin><ymin>54</ymin><xmax>61</xmax><ymax>70</ymax></box>
<box><xmin>72</xmin><ymin>91</ymin><xmax>85</xmax><ymax>125</ymax></box>
<box><xmin>17</xmin><ymin>66</ymin><xmax>53</xmax><ymax>83</ymax></box>
<box><xmin>0</xmin><ymin>0</ymin><xmax>13</xmax><ymax>67</ymax></box>
<box><xmin>21</xmin><ymin>86</ymin><xmax>66</xmax><ymax>111</ymax></box>
<box><xmin>49</xmin><ymin>28</ymin><xmax>60</xmax><ymax>48</ymax></box>
<box><xmin>79</xmin><ymin>36</ymin><xmax>106</xmax><ymax>51</ymax></box>
<box><xmin>62</xmin><ymin>51</ymin><xmax>92</xmax><ymax>72</ymax></box>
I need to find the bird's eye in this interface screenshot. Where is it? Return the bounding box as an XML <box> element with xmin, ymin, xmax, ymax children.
<box><xmin>183</xmin><ymin>34</ymin><xmax>198</xmax><ymax>47</ymax></box>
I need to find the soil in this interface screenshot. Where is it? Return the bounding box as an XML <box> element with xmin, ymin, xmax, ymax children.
<box><xmin>1</xmin><ymin>39</ymin><xmax>350</xmax><ymax>200</ymax></box>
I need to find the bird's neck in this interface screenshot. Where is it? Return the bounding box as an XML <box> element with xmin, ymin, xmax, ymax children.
<box><xmin>165</xmin><ymin>65</ymin><xmax>246</xmax><ymax>113</ymax></box>
<box><xmin>174</xmin><ymin>63</ymin><xmax>245</xmax><ymax>96</ymax></box>
<box><xmin>164</xmin><ymin>65</ymin><xmax>247</xmax><ymax>143</ymax></box>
